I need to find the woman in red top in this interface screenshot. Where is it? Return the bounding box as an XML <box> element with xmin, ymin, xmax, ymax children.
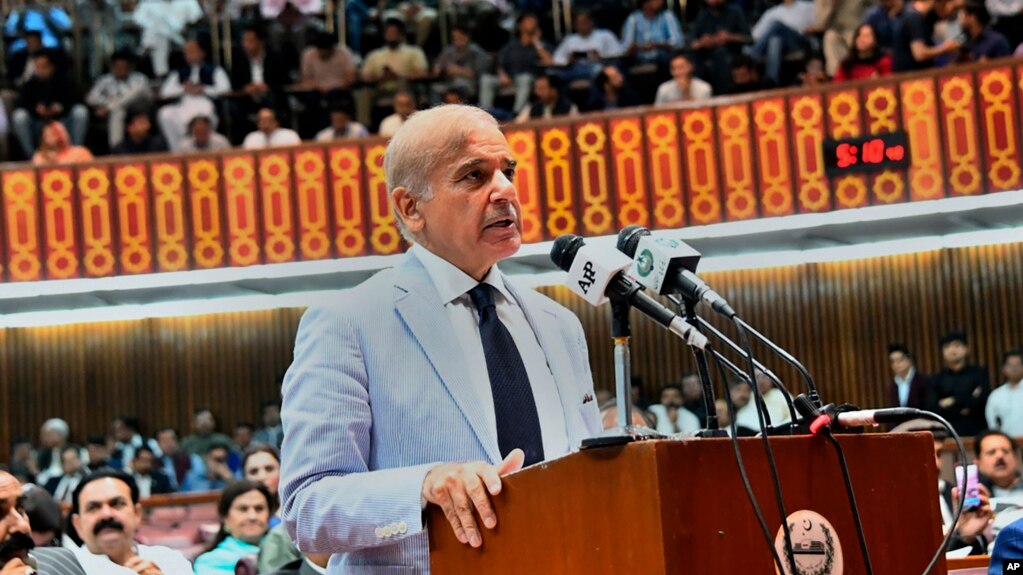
<box><xmin>834</xmin><ymin>24</ymin><xmax>893</xmax><ymax>82</ymax></box>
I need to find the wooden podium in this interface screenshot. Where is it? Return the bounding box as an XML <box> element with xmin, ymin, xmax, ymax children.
<box><xmin>429</xmin><ymin>433</ymin><xmax>945</xmax><ymax>574</ymax></box>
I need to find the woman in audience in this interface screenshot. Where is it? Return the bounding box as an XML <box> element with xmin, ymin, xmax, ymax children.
<box><xmin>194</xmin><ymin>480</ymin><xmax>272</xmax><ymax>574</ymax></box>
<box><xmin>833</xmin><ymin>23</ymin><xmax>892</xmax><ymax>82</ymax></box>
<box><xmin>31</xmin><ymin>121</ymin><xmax>93</xmax><ymax>166</ymax></box>
<box><xmin>242</xmin><ymin>445</ymin><xmax>281</xmax><ymax>528</ymax></box>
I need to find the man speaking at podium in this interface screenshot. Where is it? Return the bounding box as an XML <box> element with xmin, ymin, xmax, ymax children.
<box><xmin>279</xmin><ymin>104</ymin><xmax>602</xmax><ymax>573</ymax></box>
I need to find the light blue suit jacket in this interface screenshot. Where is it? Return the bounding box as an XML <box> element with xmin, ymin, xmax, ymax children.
<box><xmin>279</xmin><ymin>253</ymin><xmax>602</xmax><ymax>574</ymax></box>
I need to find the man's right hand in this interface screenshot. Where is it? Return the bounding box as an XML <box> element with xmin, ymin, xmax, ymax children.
<box><xmin>422</xmin><ymin>449</ymin><xmax>525</xmax><ymax>548</ymax></box>
<box><xmin>0</xmin><ymin>558</ymin><xmax>29</xmax><ymax>574</ymax></box>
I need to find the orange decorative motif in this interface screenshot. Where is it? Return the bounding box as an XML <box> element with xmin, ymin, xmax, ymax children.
<box><xmin>717</xmin><ymin>105</ymin><xmax>757</xmax><ymax>220</ymax></box>
<box><xmin>609</xmin><ymin>118</ymin><xmax>649</xmax><ymax>228</ymax></box>
<box><xmin>789</xmin><ymin>95</ymin><xmax>830</xmax><ymax>212</ymax></box>
<box><xmin>574</xmin><ymin>121</ymin><xmax>613</xmax><ymax>236</ymax></box>
<box><xmin>77</xmin><ymin>166</ymin><xmax>115</xmax><ymax>277</ymax></box>
<box><xmin>365</xmin><ymin>144</ymin><xmax>402</xmax><ymax>254</ymax></box>
<box><xmin>3</xmin><ymin>170</ymin><xmax>42</xmax><ymax>281</ymax></box>
<box><xmin>506</xmin><ymin>129</ymin><xmax>543</xmax><ymax>243</ymax></box>
<box><xmin>645</xmin><ymin>112</ymin><xmax>685</xmax><ymax>227</ymax></box>
<box><xmin>939</xmin><ymin>74</ymin><xmax>982</xmax><ymax>196</ymax></box>
<box><xmin>540</xmin><ymin>127</ymin><xmax>577</xmax><ymax>237</ymax></box>
<box><xmin>187</xmin><ymin>158</ymin><xmax>225</xmax><ymax>268</ymax></box>
<box><xmin>826</xmin><ymin>90</ymin><xmax>868</xmax><ymax>209</ymax></box>
<box><xmin>977</xmin><ymin>68</ymin><xmax>1021</xmax><ymax>192</ymax></box>
<box><xmin>113</xmin><ymin>163</ymin><xmax>153</xmax><ymax>274</ymax></box>
<box><xmin>223</xmin><ymin>155</ymin><xmax>261</xmax><ymax>266</ymax></box>
<box><xmin>752</xmin><ymin>99</ymin><xmax>793</xmax><ymax>216</ymax></box>
<box><xmin>328</xmin><ymin>145</ymin><xmax>367</xmax><ymax>256</ymax></box>
<box><xmin>680</xmin><ymin>109</ymin><xmax>722</xmax><ymax>223</ymax></box>
<box><xmin>863</xmin><ymin>83</ymin><xmax>905</xmax><ymax>204</ymax></box>
<box><xmin>294</xmin><ymin>150</ymin><xmax>331</xmax><ymax>260</ymax></box>
<box><xmin>151</xmin><ymin>161</ymin><xmax>188</xmax><ymax>272</ymax></box>
<box><xmin>900</xmin><ymin>79</ymin><xmax>945</xmax><ymax>200</ymax></box>
<box><xmin>39</xmin><ymin>167</ymin><xmax>79</xmax><ymax>279</ymax></box>
<box><xmin>258</xmin><ymin>152</ymin><xmax>297</xmax><ymax>263</ymax></box>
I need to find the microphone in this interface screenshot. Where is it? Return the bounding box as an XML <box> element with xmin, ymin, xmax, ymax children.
<box><xmin>550</xmin><ymin>235</ymin><xmax>708</xmax><ymax>349</ymax></box>
<box><xmin>616</xmin><ymin>226</ymin><xmax>736</xmax><ymax>317</ymax></box>
<box><xmin>792</xmin><ymin>395</ymin><xmax>923</xmax><ymax>434</ymax></box>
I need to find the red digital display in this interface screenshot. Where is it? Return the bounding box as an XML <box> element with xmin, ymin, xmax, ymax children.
<box><xmin>823</xmin><ymin>132</ymin><xmax>909</xmax><ymax>177</ymax></box>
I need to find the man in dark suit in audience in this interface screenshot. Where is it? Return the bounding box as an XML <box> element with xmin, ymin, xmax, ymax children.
<box><xmin>927</xmin><ymin>331</ymin><xmax>990</xmax><ymax>436</ymax></box>
<box><xmin>888</xmin><ymin>343</ymin><xmax>930</xmax><ymax>408</ymax></box>
<box><xmin>127</xmin><ymin>446</ymin><xmax>173</xmax><ymax>498</ymax></box>
<box><xmin>230</xmin><ymin>26</ymin><xmax>291</xmax><ymax>139</ymax></box>
<box><xmin>43</xmin><ymin>445</ymin><xmax>85</xmax><ymax>505</ymax></box>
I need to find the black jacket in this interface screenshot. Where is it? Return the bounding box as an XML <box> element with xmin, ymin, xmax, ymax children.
<box><xmin>230</xmin><ymin>50</ymin><xmax>291</xmax><ymax>92</ymax></box>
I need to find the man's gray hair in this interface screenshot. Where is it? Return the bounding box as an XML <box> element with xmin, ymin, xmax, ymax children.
<box><xmin>384</xmin><ymin>105</ymin><xmax>500</xmax><ymax>242</ymax></box>
<box><xmin>41</xmin><ymin>418</ymin><xmax>69</xmax><ymax>438</ymax></box>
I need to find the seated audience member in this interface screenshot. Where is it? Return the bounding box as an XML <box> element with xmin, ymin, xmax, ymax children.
<box><xmin>71</xmin><ymin>470</ymin><xmax>193</xmax><ymax>573</ymax></box>
<box><xmin>85</xmin><ymin>51</ymin><xmax>151</xmax><ymax>149</ymax></box>
<box><xmin>552</xmin><ymin>11</ymin><xmax>623</xmax><ymax>81</ymax></box>
<box><xmin>234</xmin><ymin>423</ymin><xmax>256</xmax><ymax>454</ymax></box>
<box><xmin>730</xmin><ymin>54</ymin><xmax>774</xmax><ymax>94</ymax></box>
<box><xmin>157</xmin><ymin>40</ymin><xmax>231</xmax><ymax>152</ymax></box>
<box><xmin>231</xmin><ymin>26</ymin><xmax>290</xmax><ymax>127</ymax></box>
<box><xmin>0</xmin><ymin>469</ymin><xmax>37</xmax><ymax>573</ymax></box>
<box><xmin>32</xmin><ymin>121</ymin><xmax>93</xmax><ymax>166</ymax></box>
<box><xmin>927</xmin><ymin>331</ymin><xmax>990</xmax><ymax>437</ymax></box>
<box><xmin>725</xmin><ymin>379</ymin><xmax>759</xmax><ymax>436</ymax></box>
<box><xmin>834</xmin><ymin>23</ymin><xmax>893</xmax><ymax>81</ymax></box>
<box><xmin>931</xmin><ymin>428</ymin><xmax>992</xmax><ymax>555</ymax></box>
<box><xmin>44</xmin><ymin>445</ymin><xmax>86</xmax><ymax>505</ymax></box>
<box><xmin>6</xmin><ymin>30</ymin><xmax>65</xmax><ymax>88</ymax></box>
<box><xmin>631</xmin><ymin>378</ymin><xmax>652</xmax><ymax>410</ymax></box>
<box><xmin>181</xmin><ymin>407</ymin><xmax>235</xmax><ymax>457</ymax></box>
<box><xmin>242</xmin><ymin>107</ymin><xmax>302</xmax><ymax>149</ymax></box>
<box><xmin>681</xmin><ymin>374</ymin><xmax>708</xmax><ymax>424</ymax></box>
<box><xmin>253</xmin><ymin>400</ymin><xmax>284</xmax><ymax>450</ymax></box>
<box><xmin>127</xmin><ymin>446</ymin><xmax>173</xmax><ymax>498</ymax></box>
<box><xmin>22</xmin><ymin>485</ymin><xmax>64</xmax><ymax>547</ymax></box>
<box><xmin>861</xmin><ymin>0</ymin><xmax>905</xmax><ymax>49</ymax></box>
<box><xmin>84</xmin><ymin>436</ymin><xmax>115</xmax><ymax>473</ymax></box>
<box><xmin>479</xmin><ymin>12</ymin><xmax>552</xmax><ymax>113</ymax></box>
<box><xmin>430</xmin><ymin>24</ymin><xmax>490</xmax><ymax>103</ymax></box>
<box><xmin>586</xmin><ymin>65</ymin><xmax>642</xmax><ymax>112</ymax></box>
<box><xmin>689</xmin><ymin>0</ymin><xmax>750</xmax><ymax>95</ymax></box>
<box><xmin>182</xmin><ymin>443</ymin><xmax>237</xmax><ymax>492</ymax></box>
<box><xmin>715</xmin><ymin>398</ymin><xmax>732</xmax><ymax>429</ymax></box>
<box><xmin>178</xmin><ymin>116</ymin><xmax>232</xmax><ymax>152</ymax></box>
<box><xmin>8</xmin><ymin>439</ymin><xmax>38</xmax><ymax>484</ymax></box>
<box><xmin>620</xmin><ymin>0</ymin><xmax>684</xmax><ymax>68</ymax></box>
<box><xmin>976</xmin><ymin>430</ymin><xmax>1023</xmax><ymax>497</ymax></box>
<box><xmin>378</xmin><ymin>91</ymin><xmax>417</xmax><ymax>137</ymax></box>
<box><xmin>886</xmin><ymin>344</ymin><xmax>929</xmax><ymax>408</ymax></box>
<box><xmin>798</xmin><ymin>56</ymin><xmax>829</xmax><ymax>86</ymax></box>
<box><xmin>892</xmin><ymin>0</ymin><xmax>960</xmax><ymax>71</ymax></box>
<box><xmin>12</xmin><ymin>52</ymin><xmax>88</xmax><ymax>158</ymax></box>
<box><xmin>812</xmin><ymin>0</ymin><xmax>872</xmax><ymax>76</ymax></box>
<box><xmin>35</xmin><ymin>418</ymin><xmax>76</xmax><ymax>485</ymax></box>
<box><xmin>242</xmin><ymin>446</ymin><xmax>299</xmax><ymax>572</ymax></box>
<box><xmin>155</xmin><ymin>427</ymin><xmax>203</xmax><ymax>490</ymax></box>
<box><xmin>655</xmin><ymin>52</ymin><xmax>712</xmax><ymax>104</ymax></box>
<box><xmin>315</xmin><ymin>102</ymin><xmax>369</xmax><ymax>141</ymax></box>
<box><xmin>515</xmin><ymin>73</ymin><xmax>578</xmax><ymax>123</ymax></box>
<box><xmin>360</xmin><ymin>18</ymin><xmax>428</xmax><ymax>93</ymax></box>
<box><xmin>989</xmin><ymin>0</ymin><xmax>1023</xmax><ymax>50</ymax></box>
<box><xmin>132</xmin><ymin>0</ymin><xmax>203</xmax><ymax>77</ymax></box>
<box><xmin>111</xmin><ymin>110</ymin><xmax>169</xmax><ymax>155</ymax></box>
<box><xmin>194</xmin><ymin>480</ymin><xmax>272</xmax><ymax>575</ymax></box>
<box><xmin>957</xmin><ymin>1</ymin><xmax>1011</xmax><ymax>61</ymax></box>
<box><xmin>298</xmin><ymin>32</ymin><xmax>359</xmax><ymax>137</ymax></box>
<box><xmin>735</xmin><ymin>371</ymin><xmax>792</xmax><ymax>431</ymax></box>
<box><xmin>110</xmin><ymin>415</ymin><xmax>161</xmax><ymax>467</ymax></box>
<box><xmin>751</xmin><ymin>0</ymin><xmax>816</xmax><ymax>84</ymax></box>
<box><xmin>648</xmin><ymin>384</ymin><xmax>701</xmax><ymax>435</ymax></box>
<box><xmin>599</xmin><ymin>398</ymin><xmax>657</xmax><ymax>430</ymax></box>
<box><xmin>988</xmin><ymin>350</ymin><xmax>1023</xmax><ymax>435</ymax></box>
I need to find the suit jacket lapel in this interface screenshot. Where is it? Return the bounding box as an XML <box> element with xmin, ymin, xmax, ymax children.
<box><xmin>505</xmin><ymin>281</ymin><xmax>589</xmax><ymax>449</ymax></box>
<box><xmin>393</xmin><ymin>255</ymin><xmax>502</xmax><ymax>463</ymax></box>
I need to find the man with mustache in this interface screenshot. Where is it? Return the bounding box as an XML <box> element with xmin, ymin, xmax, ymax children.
<box><xmin>976</xmin><ymin>431</ymin><xmax>1023</xmax><ymax>498</ymax></box>
<box><xmin>280</xmin><ymin>104</ymin><xmax>602</xmax><ymax>573</ymax></box>
<box><xmin>70</xmin><ymin>470</ymin><xmax>192</xmax><ymax>574</ymax></box>
<box><xmin>1</xmin><ymin>470</ymin><xmax>88</xmax><ymax>574</ymax></box>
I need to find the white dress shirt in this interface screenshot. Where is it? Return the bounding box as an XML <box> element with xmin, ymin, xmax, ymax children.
<box><xmin>648</xmin><ymin>404</ymin><xmax>702</xmax><ymax>435</ymax></box>
<box><xmin>412</xmin><ymin>245</ymin><xmax>570</xmax><ymax>460</ymax></box>
<box><xmin>242</xmin><ymin>128</ymin><xmax>302</xmax><ymax>149</ymax></box>
<box><xmin>752</xmin><ymin>0</ymin><xmax>816</xmax><ymax>41</ymax></box>
<box><xmin>552</xmin><ymin>30</ymin><xmax>623</xmax><ymax>65</ymax></box>
<box><xmin>894</xmin><ymin>367</ymin><xmax>915</xmax><ymax>407</ymax></box>
<box><xmin>654</xmin><ymin>77</ymin><xmax>713</xmax><ymax>104</ymax></box>
<box><xmin>734</xmin><ymin>388</ymin><xmax>792</xmax><ymax>431</ymax></box>
<box><xmin>987</xmin><ymin>380</ymin><xmax>1023</xmax><ymax>436</ymax></box>
<box><xmin>74</xmin><ymin>544</ymin><xmax>193</xmax><ymax>574</ymax></box>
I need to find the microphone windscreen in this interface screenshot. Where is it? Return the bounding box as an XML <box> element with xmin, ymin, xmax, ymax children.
<box><xmin>616</xmin><ymin>225</ymin><xmax>650</xmax><ymax>258</ymax></box>
<box><xmin>550</xmin><ymin>234</ymin><xmax>584</xmax><ymax>271</ymax></box>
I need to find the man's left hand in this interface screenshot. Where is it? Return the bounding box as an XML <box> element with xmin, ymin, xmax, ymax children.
<box><xmin>0</xmin><ymin>558</ymin><xmax>31</xmax><ymax>574</ymax></box>
<box><xmin>124</xmin><ymin>556</ymin><xmax>163</xmax><ymax>575</ymax></box>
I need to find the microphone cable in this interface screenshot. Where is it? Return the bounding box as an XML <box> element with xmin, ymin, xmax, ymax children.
<box><xmin>706</xmin><ymin>344</ymin><xmax>787</xmax><ymax>573</ymax></box>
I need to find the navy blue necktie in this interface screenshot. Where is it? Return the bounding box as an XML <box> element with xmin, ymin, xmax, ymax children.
<box><xmin>468</xmin><ymin>283</ymin><xmax>545</xmax><ymax>466</ymax></box>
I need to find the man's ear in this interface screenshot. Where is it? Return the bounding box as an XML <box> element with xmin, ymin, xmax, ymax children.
<box><xmin>71</xmin><ymin>513</ymin><xmax>81</xmax><ymax>535</ymax></box>
<box><xmin>392</xmin><ymin>187</ymin><xmax>425</xmax><ymax>235</ymax></box>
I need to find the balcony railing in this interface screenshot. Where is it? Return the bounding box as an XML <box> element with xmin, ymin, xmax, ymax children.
<box><xmin>2</xmin><ymin>58</ymin><xmax>1022</xmax><ymax>282</ymax></box>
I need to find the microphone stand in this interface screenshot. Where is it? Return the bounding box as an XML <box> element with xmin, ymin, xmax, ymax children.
<box><xmin>684</xmin><ymin>298</ymin><xmax>727</xmax><ymax>438</ymax></box>
<box><xmin>734</xmin><ymin>317</ymin><xmax>822</xmax><ymax>409</ymax></box>
<box><xmin>582</xmin><ymin>300</ymin><xmax>663</xmax><ymax>448</ymax></box>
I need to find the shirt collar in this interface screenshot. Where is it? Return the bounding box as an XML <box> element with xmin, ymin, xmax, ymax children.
<box><xmin>411</xmin><ymin>244</ymin><xmax>514</xmax><ymax>306</ymax></box>
<box><xmin>894</xmin><ymin>367</ymin><xmax>915</xmax><ymax>386</ymax></box>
